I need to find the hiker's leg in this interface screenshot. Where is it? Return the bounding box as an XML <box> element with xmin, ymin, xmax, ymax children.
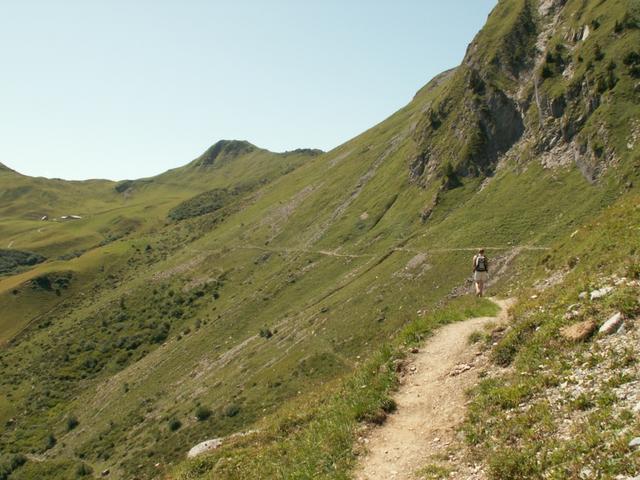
<box><xmin>474</xmin><ymin>281</ymin><xmax>480</xmax><ymax>296</ymax></box>
<box><xmin>478</xmin><ymin>280</ymin><xmax>484</xmax><ymax>297</ymax></box>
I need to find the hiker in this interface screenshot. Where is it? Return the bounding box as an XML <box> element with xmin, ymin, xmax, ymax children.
<box><xmin>472</xmin><ymin>248</ymin><xmax>488</xmax><ymax>297</ymax></box>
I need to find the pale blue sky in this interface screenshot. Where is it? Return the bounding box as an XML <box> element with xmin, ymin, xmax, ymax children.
<box><xmin>0</xmin><ymin>1</ymin><xmax>496</xmax><ymax>180</ymax></box>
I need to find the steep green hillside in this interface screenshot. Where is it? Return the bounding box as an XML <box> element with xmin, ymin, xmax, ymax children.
<box><xmin>0</xmin><ymin>0</ymin><xmax>638</xmax><ymax>479</ymax></box>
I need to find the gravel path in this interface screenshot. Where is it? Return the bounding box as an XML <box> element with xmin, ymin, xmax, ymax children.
<box><xmin>354</xmin><ymin>298</ymin><xmax>514</xmax><ymax>480</ymax></box>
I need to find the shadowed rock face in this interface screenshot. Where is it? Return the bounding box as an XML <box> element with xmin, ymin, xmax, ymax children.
<box><xmin>472</xmin><ymin>88</ymin><xmax>525</xmax><ymax>173</ymax></box>
<box><xmin>409</xmin><ymin>82</ymin><xmax>525</xmax><ymax>182</ymax></box>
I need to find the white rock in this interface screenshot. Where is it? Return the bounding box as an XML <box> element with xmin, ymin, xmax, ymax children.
<box><xmin>599</xmin><ymin>312</ymin><xmax>624</xmax><ymax>335</ymax></box>
<box><xmin>580</xmin><ymin>466</ymin><xmax>593</xmax><ymax>478</ymax></box>
<box><xmin>578</xmin><ymin>291</ymin><xmax>588</xmax><ymax>300</ymax></box>
<box><xmin>187</xmin><ymin>438</ymin><xmax>223</xmax><ymax>458</ymax></box>
<box><xmin>629</xmin><ymin>437</ymin><xmax>640</xmax><ymax>448</ymax></box>
<box><xmin>590</xmin><ymin>286</ymin><xmax>614</xmax><ymax>300</ymax></box>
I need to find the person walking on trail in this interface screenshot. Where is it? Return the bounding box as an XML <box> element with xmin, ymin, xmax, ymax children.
<box><xmin>472</xmin><ymin>248</ymin><xmax>489</xmax><ymax>297</ymax></box>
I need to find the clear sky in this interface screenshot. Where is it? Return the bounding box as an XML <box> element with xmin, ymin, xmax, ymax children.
<box><xmin>1</xmin><ymin>0</ymin><xmax>497</xmax><ymax>181</ymax></box>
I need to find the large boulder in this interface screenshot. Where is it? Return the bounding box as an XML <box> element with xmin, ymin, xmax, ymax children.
<box><xmin>599</xmin><ymin>312</ymin><xmax>624</xmax><ymax>335</ymax></box>
<box><xmin>187</xmin><ymin>438</ymin><xmax>223</xmax><ymax>458</ymax></box>
<box><xmin>590</xmin><ymin>286</ymin><xmax>613</xmax><ymax>300</ymax></box>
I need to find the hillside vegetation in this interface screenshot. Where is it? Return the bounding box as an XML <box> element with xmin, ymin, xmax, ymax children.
<box><xmin>0</xmin><ymin>0</ymin><xmax>638</xmax><ymax>479</ymax></box>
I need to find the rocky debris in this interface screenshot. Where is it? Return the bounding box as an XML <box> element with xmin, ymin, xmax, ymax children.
<box><xmin>564</xmin><ymin>302</ymin><xmax>582</xmax><ymax>320</ymax></box>
<box><xmin>521</xmin><ymin>321</ymin><xmax>640</xmax><ymax>447</ymax></box>
<box><xmin>449</xmin><ymin>363</ymin><xmax>473</xmax><ymax>376</ymax></box>
<box><xmin>560</xmin><ymin>319</ymin><xmax>596</xmax><ymax>342</ymax></box>
<box><xmin>563</xmin><ymin>309</ymin><xmax>581</xmax><ymax>320</ymax></box>
<box><xmin>629</xmin><ymin>437</ymin><xmax>640</xmax><ymax>449</ymax></box>
<box><xmin>188</xmin><ymin>438</ymin><xmax>222</xmax><ymax>458</ymax></box>
<box><xmin>590</xmin><ymin>286</ymin><xmax>614</xmax><ymax>300</ymax></box>
<box><xmin>395</xmin><ymin>253</ymin><xmax>431</xmax><ymax>279</ymax></box>
<box><xmin>599</xmin><ymin>312</ymin><xmax>624</xmax><ymax>335</ymax></box>
<box><xmin>578</xmin><ymin>291</ymin><xmax>588</xmax><ymax>300</ymax></box>
<box><xmin>187</xmin><ymin>430</ymin><xmax>259</xmax><ymax>458</ymax></box>
<box><xmin>394</xmin><ymin>359</ymin><xmax>405</xmax><ymax>373</ymax></box>
<box><xmin>534</xmin><ymin>270</ymin><xmax>567</xmax><ymax>292</ymax></box>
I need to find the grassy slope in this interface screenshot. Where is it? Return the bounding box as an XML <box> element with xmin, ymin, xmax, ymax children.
<box><xmin>0</xmin><ymin>0</ymin><xmax>638</xmax><ymax>479</ymax></box>
<box><xmin>464</xmin><ymin>193</ymin><xmax>640</xmax><ymax>479</ymax></box>
<box><xmin>0</xmin><ymin>145</ymin><xmax>314</xmax><ymax>344</ymax></box>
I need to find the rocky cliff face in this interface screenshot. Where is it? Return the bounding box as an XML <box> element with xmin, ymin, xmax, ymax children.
<box><xmin>410</xmin><ymin>0</ymin><xmax>639</xmax><ymax>188</ymax></box>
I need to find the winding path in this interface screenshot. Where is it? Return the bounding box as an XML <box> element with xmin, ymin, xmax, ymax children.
<box><xmin>354</xmin><ymin>298</ymin><xmax>514</xmax><ymax>480</ymax></box>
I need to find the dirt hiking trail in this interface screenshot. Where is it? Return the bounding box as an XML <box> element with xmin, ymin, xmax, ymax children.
<box><xmin>354</xmin><ymin>298</ymin><xmax>514</xmax><ymax>480</ymax></box>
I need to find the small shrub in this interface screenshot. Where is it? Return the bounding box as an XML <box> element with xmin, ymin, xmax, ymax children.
<box><xmin>45</xmin><ymin>433</ymin><xmax>57</xmax><ymax>450</ymax></box>
<box><xmin>442</xmin><ymin>162</ymin><xmax>461</xmax><ymax>189</ymax></box>
<box><xmin>488</xmin><ymin>448</ymin><xmax>540</xmax><ymax>479</ymax></box>
<box><xmin>195</xmin><ymin>406</ymin><xmax>212</xmax><ymax>421</ymax></box>
<box><xmin>67</xmin><ymin>415</ymin><xmax>79</xmax><ymax>431</ymax></box>
<box><xmin>380</xmin><ymin>397</ymin><xmax>397</xmax><ymax>414</ymax></box>
<box><xmin>594</xmin><ymin>43</ymin><xmax>605</xmax><ymax>61</ymax></box>
<box><xmin>259</xmin><ymin>328</ymin><xmax>273</xmax><ymax>339</ymax></box>
<box><xmin>168</xmin><ymin>418</ymin><xmax>182</xmax><ymax>431</ymax></box>
<box><xmin>623</xmin><ymin>51</ymin><xmax>640</xmax><ymax>78</ymax></box>
<box><xmin>224</xmin><ymin>404</ymin><xmax>240</xmax><ymax>418</ymax></box>
<box><xmin>417</xmin><ymin>464</ymin><xmax>451</xmax><ymax>479</ymax></box>
<box><xmin>76</xmin><ymin>462</ymin><xmax>93</xmax><ymax>476</ymax></box>
<box><xmin>571</xmin><ymin>393</ymin><xmax>594</xmax><ymax>411</ymax></box>
<box><xmin>468</xmin><ymin>331</ymin><xmax>483</xmax><ymax>344</ymax></box>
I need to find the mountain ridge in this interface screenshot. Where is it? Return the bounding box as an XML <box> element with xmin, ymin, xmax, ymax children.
<box><xmin>1</xmin><ymin>138</ymin><xmax>324</xmax><ymax>183</ymax></box>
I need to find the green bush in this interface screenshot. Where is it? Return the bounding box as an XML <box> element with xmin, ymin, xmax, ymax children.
<box><xmin>0</xmin><ymin>248</ymin><xmax>46</xmax><ymax>275</ymax></box>
<box><xmin>223</xmin><ymin>404</ymin><xmax>240</xmax><ymax>418</ymax></box>
<box><xmin>0</xmin><ymin>454</ymin><xmax>27</xmax><ymax>480</ymax></box>
<box><xmin>168</xmin><ymin>418</ymin><xmax>182</xmax><ymax>431</ymax></box>
<box><xmin>75</xmin><ymin>462</ymin><xmax>93</xmax><ymax>476</ymax></box>
<box><xmin>66</xmin><ymin>415</ymin><xmax>79</xmax><ymax>431</ymax></box>
<box><xmin>45</xmin><ymin>433</ymin><xmax>57</xmax><ymax>450</ymax></box>
<box><xmin>195</xmin><ymin>406</ymin><xmax>212</xmax><ymax>421</ymax></box>
<box><xmin>488</xmin><ymin>448</ymin><xmax>540</xmax><ymax>479</ymax></box>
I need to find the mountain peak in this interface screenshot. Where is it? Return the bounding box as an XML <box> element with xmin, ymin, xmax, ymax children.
<box><xmin>192</xmin><ymin>140</ymin><xmax>257</xmax><ymax>168</ymax></box>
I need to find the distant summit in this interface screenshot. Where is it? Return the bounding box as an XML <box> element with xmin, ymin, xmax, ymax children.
<box><xmin>189</xmin><ymin>140</ymin><xmax>324</xmax><ymax>169</ymax></box>
<box><xmin>191</xmin><ymin>140</ymin><xmax>257</xmax><ymax>168</ymax></box>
